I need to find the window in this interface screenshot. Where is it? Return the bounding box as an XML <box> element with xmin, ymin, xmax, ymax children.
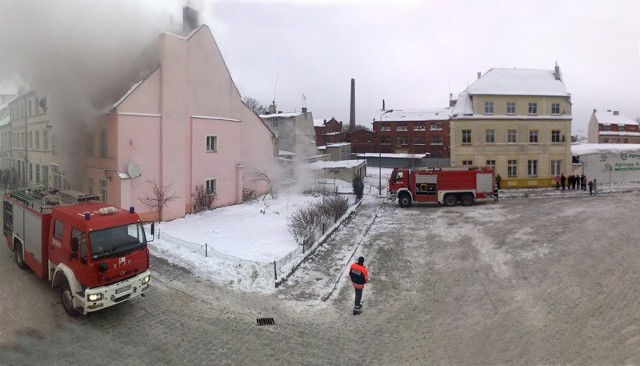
<box><xmin>508</xmin><ymin>160</ymin><xmax>517</xmax><ymax>177</ymax></box>
<box><xmin>602</xmin><ymin>125</ymin><xmax>610</xmax><ymax>131</ymax></box>
<box><xmin>485</xmin><ymin>129</ymin><xmax>495</xmax><ymax>144</ymax></box>
<box><xmin>35</xmin><ymin>131</ymin><xmax>40</xmax><ymax>149</ymax></box>
<box><xmin>271</xmin><ymin>120</ymin><xmax>278</xmax><ymax>128</ymax></box>
<box><xmin>462</xmin><ymin>160</ymin><xmax>473</xmax><ymax>166</ymax></box>
<box><xmin>528</xmin><ymin>160</ymin><xmax>537</xmax><ymax>177</ymax></box>
<box><xmin>508</xmin><ymin>130</ymin><xmax>517</xmax><ymax>144</ymax></box>
<box><xmin>54</xmin><ymin>220</ymin><xmax>64</xmax><ymax>239</ymax></box>
<box><xmin>603</xmin><ymin>138</ymin><xmax>609</xmax><ymax>143</ymax></box>
<box><xmin>618</xmin><ymin>126</ymin><xmax>625</xmax><ymax>132</ymax></box>
<box><xmin>206</xmin><ymin>179</ymin><xmax>217</xmax><ymax>195</ymax></box>
<box><xmin>206</xmin><ymin>136</ymin><xmax>217</xmax><ymax>152</ymax></box>
<box><xmin>551</xmin><ymin>160</ymin><xmax>561</xmax><ymax>176</ymax></box>
<box><xmin>430</xmin><ymin>123</ymin><xmax>442</xmax><ymax>130</ymax></box>
<box><xmin>484</xmin><ymin>101</ymin><xmax>494</xmax><ymax>114</ymax></box>
<box><xmin>396</xmin><ymin>124</ymin><xmax>408</xmax><ymax>131</ymax></box>
<box><xmin>43</xmin><ymin>130</ymin><xmax>48</xmax><ymax>150</ymax></box>
<box><xmin>462</xmin><ymin>129</ymin><xmax>472</xmax><ymax>144</ymax></box>
<box><xmin>414</xmin><ymin>123</ymin><xmax>425</xmax><ymax>131</ymax></box>
<box><xmin>413</xmin><ymin>136</ymin><xmax>425</xmax><ymax>145</ymax></box>
<box><xmin>430</xmin><ymin>135</ymin><xmax>443</xmax><ymax>145</ymax></box>
<box><xmin>529</xmin><ymin>130</ymin><xmax>538</xmax><ymax>143</ymax></box>
<box><xmin>381</xmin><ymin>136</ymin><xmax>391</xmax><ymax>144</ymax></box>
<box><xmin>100</xmin><ymin>179</ymin><xmax>108</xmax><ymax>203</ymax></box>
<box><xmin>528</xmin><ymin>102</ymin><xmax>537</xmax><ymax>114</ymax></box>
<box><xmin>99</xmin><ymin>128</ymin><xmax>107</xmax><ymax>158</ymax></box>
<box><xmin>551</xmin><ymin>130</ymin><xmax>561</xmax><ymax>143</ymax></box>
<box><xmin>551</xmin><ymin>103</ymin><xmax>560</xmax><ymax>114</ymax></box>
<box><xmin>28</xmin><ymin>131</ymin><xmax>32</xmax><ymax>148</ymax></box>
<box><xmin>396</xmin><ymin>136</ymin><xmax>408</xmax><ymax>146</ymax></box>
<box><xmin>507</xmin><ymin>102</ymin><xmax>516</xmax><ymax>114</ymax></box>
<box><xmin>36</xmin><ymin>164</ymin><xmax>40</xmax><ymax>184</ymax></box>
<box><xmin>28</xmin><ymin>163</ymin><xmax>32</xmax><ymax>181</ymax></box>
<box><xmin>486</xmin><ymin>160</ymin><xmax>496</xmax><ymax>170</ymax></box>
<box><xmin>72</xmin><ymin>228</ymin><xmax>87</xmax><ymax>262</ymax></box>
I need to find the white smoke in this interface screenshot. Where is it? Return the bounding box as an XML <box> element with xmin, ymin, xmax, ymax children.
<box><xmin>0</xmin><ymin>0</ymin><xmax>185</xmax><ymax>188</ymax></box>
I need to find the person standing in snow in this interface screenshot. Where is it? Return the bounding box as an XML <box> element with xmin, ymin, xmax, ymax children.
<box><xmin>495</xmin><ymin>174</ymin><xmax>502</xmax><ymax>190</ymax></box>
<box><xmin>593</xmin><ymin>178</ymin><xmax>598</xmax><ymax>195</ymax></box>
<box><xmin>561</xmin><ymin>174</ymin><xmax>566</xmax><ymax>190</ymax></box>
<box><xmin>588</xmin><ymin>180</ymin><xmax>593</xmax><ymax>195</ymax></box>
<box><xmin>555</xmin><ymin>175</ymin><xmax>560</xmax><ymax>190</ymax></box>
<box><xmin>581</xmin><ymin>175</ymin><xmax>587</xmax><ymax>191</ymax></box>
<box><xmin>349</xmin><ymin>256</ymin><xmax>369</xmax><ymax>315</ymax></box>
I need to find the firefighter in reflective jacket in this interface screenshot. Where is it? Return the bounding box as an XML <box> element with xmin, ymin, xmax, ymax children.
<box><xmin>349</xmin><ymin>256</ymin><xmax>369</xmax><ymax>315</ymax></box>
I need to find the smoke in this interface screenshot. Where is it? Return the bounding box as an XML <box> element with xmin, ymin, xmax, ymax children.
<box><xmin>0</xmin><ymin>0</ymin><xmax>184</xmax><ymax>188</ymax></box>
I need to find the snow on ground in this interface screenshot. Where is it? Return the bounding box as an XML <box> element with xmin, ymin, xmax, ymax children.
<box><xmin>149</xmin><ymin>174</ymin><xmax>383</xmax><ymax>294</ymax></box>
<box><xmin>149</xmin><ymin>165</ymin><xmax>640</xmax><ymax>296</ymax></box>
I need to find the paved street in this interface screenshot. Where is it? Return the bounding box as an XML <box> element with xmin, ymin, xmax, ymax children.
<box><xmin>3</xmin><ymin>191</ymin><xmax>640</xmax><ymax>365</ymax></box>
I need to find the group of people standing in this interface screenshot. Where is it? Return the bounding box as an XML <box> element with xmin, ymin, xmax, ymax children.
<box><xmin>556</xmin><ymin>173</ymin><xmax>597</xmax><ymax>195</ymax></box>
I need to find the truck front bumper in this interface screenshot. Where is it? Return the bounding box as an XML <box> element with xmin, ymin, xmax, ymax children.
<box><xmin>81</xmin><ymin>270</ymin><xmax>151</xmax><ymax>314</ymax></box>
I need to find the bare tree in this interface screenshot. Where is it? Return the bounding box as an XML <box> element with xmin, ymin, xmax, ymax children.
<box><xmin>192</xmin><ymin>184</ymin><xmax>216</xmax><ymax>213</ymax></box>
<box><xmin>242</xmin><ymin>96</ymin><xmax>267</xmax><ymax>115</ymax></box>
<box><xmin>251</xmin><ymin>168</ymin><xmax>277</xmax><ymax>199</ymax></box>
<box><xmin>138</xmin><ymin>179</ymin><xmax>178</xmax><ymax>222</ymax></box>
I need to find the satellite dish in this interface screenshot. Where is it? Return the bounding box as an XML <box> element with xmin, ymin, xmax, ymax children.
<box><xmin>127</xmin><ymin>162</ymin><xmax>141</xmax><ymax>178</ymax></box>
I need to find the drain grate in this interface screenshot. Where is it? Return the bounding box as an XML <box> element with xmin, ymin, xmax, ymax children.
<box><xmin>256</xmin><ymin>317</ymin><xmax>276</xmax><ymax>326</ymax></box>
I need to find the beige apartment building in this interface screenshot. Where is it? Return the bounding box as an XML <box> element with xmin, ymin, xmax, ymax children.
<box><xmin>450</xmin><ymin>66</ymin><xmax>572</xmax><ymax>188</ymax></box>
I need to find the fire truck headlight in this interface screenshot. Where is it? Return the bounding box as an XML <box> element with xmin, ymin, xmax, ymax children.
<box><xmin>88</xmin><ymin>293</ymin><xmax>103</xmax><ymax>302</ymax></box>
<box><xmin>142</xmin><ymin>275</ymin><xmax>150</xmax><ymax>285</ymax></box>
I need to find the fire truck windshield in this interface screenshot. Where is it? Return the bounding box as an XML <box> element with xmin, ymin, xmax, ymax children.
<box><xmin>89</xmin><ymin>223</ymin><xmax>147</xmax><ymax>260</ymax></box>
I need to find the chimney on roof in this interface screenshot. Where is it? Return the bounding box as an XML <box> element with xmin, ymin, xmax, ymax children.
<box><xmin>554</xmin><ymin>63</ymin><xmax>561</xmax><ymax>81</ymax></box>
<box><xmin>268</xmin><ymin>102</ymin><xmax>276</xmax><ymax>115</ymax></box>
<box><xmin>302</xmin><ymin>107</ymin><xmax>307</xmax><ymax>113</ymax></box>
<box><xmin>614</xmin><ymin>111</ymin><xmax>619</xmax><ymax>115</ymax></box>
<box><xmin>593</xmin><ymin>109</ymin><xmax>597</xmax><ymax>113</ymax></box>
<box><xmin>183</xmin><ymin>6</ymin><xmax>199</xmax><ymax>34</ymax></box>
<box><xmin>477</xmin><ymin>72</ymin><xmax>481</xmax><ymax>80</ymax></box>
<box><xmin>449</xmin><ymin>93</ymin><xmax>457</xmax><ymax>107</ymax></box>
<box><xmin>349</xmin><ymin>78</ymin><xmax>356</xmax><ymax>130</ymax></box>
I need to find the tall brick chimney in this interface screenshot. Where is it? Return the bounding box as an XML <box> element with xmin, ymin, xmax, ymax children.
<box><xmin>349</xmin><ymin>78</ymin><xmax>355</xmax><ymax>130</ymax></box>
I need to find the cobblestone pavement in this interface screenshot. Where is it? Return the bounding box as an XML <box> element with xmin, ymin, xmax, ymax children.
<box><xmin>3</xmin><ymin>191</ymin><xmax>640</xmax><ymax>365</ymax></box>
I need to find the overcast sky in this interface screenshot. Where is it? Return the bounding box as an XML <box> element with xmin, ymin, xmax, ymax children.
<box><xmin>1</xmin><ymin>0</ymin><xmax>638</xmax><ymax>138</ymax></box>
<box><xmin>199</xmin><ymin>0</ymin><xmax>640</xmax><ymax>136</ymax></box>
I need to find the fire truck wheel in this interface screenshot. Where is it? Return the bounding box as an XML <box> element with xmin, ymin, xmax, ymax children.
<box><xmin>443</xmin><ymin>194</ymin><xmax>457</xmax><ymax>207</ymax></box>
<box><xmin>61</xmin><ymin>280</ymin><xmax>80</xmax><ymax>317</ymax></box>
<box><xmin>461</xmin><ymin>193</ymin><xmax>474</xmax><ymax>206</ymax></box>
<box><xmin>398</xmin><ymin>193</ymin><xmax>412</xmax><ymax>208</ymax></box>
<box><xmin>14</xmin><ymin>242</ymin><xmax>27</xmax><ymax>270</ymax></box>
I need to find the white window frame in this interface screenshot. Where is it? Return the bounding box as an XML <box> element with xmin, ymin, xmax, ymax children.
<box><xmin>462</xmin><ymin>129</ymin><xmax>472</xmax><ymax>145</ymax></box>
<box><xmin>528</xmin><ymin>160</ymin><xmax>538</xmax><ymax>177</ymax></box>
<box><xmin>205</xmin><ymin>178</ymin><xmax>217</xmax><ymax>195</ymax></box>
<box><xmin>551</xmin><ymin>103</ymin><xmax>560</xmax><ymax>114</ymax></box>
<box><xmin>506</xmin><ymin>102</ymin><xmax>516</xmax><ymax>115</ymax></box>
<box><xmin>508</xmin><ymin>160</ymin><xmax>517</xmax><ymax>177</ymax></box>
<box><xmin>529</xmin><ymin>130</ymin><xmax>538</xmax><ymax>144</ymax></box>
<box><xmin>484</xmin><ymin>101</ymin><xmax>494</xmax><ymax>114</ymax></box>
<box><xmin>507</xmin><ymin>129</ymin><xmax>517</xmax><ymax>144</ymax></box>
<box><xmin>551</xmin><ymin>160</ymin><xmax>561</xmax><ymax>176</ymax></box>
<box><xmin>485</xmin><ymin>129</ymin><xmax>495</xmax><ymax>144</ymax></box>
<box><xmin>206</xmin><ymin>135</ymin><xmax>217</xmax><ymax>153</ymax></box>
<box><xmin>528</xmin><ymin>102</ymin><xmax>537</xmax><ymax>115</ymax></box>
<box><xmin>551</xmin><ymin>130</ymin><xmax>561</xmax><ymax>143</ymax></box>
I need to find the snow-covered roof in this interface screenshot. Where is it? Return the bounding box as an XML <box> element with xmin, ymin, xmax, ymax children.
<box><xmin>326</xmin><ymin>142</ymin><xmax>350</xmax><ymax>147</ymax></box>
<box><xmin>260</xmin><ymin>112</ymin><xmax>303</xmax><ymax>119</ymax></box>
<box><xmin>572</xmin><ymin>143</ymin><xmax>640</xmax><ymax>155</ymax></box>
<box><xmin>278</xmin><ymin>149</ymin><xmax>296</xmax><ymax>156</ymax></box>
<box><xmin>599</xmin><ymin>131</ymin><xmax>640</xmax><ymax>137</ymax></box>
<box><xmin>594</xmin><ymin>110</ymin><xmax>637</xmax><ymax>126</ymax></box>
<box><xmin>313</xmin><ymin>119</ymin><xmax>326</xmax><ymax>127</ymax></box>
<box><xmin>467</xmin><ymin>68</ymin><xmax>569</xmax><ymax>97</ymax></box>
<box><xmin>306</xmin><ymin>159</ymin><xmax>366</xmax><ymax>170</ymax></box>
<box><xmin>357</xmin><ymin>153</ymin><xmax>429</xmax><ymax>159</ymax></box>
<box><xmin>376</xmin><ymin>108</ymin><xmax>451</xmax><ymax>122</ymax></box>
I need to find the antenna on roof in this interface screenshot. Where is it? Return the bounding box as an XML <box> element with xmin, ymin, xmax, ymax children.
<box><xmin>273</xmin><ymin>72</ymin><xmax>279</xmax><ymax>106</ymax></box>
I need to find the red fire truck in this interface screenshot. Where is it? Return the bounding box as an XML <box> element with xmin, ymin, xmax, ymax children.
<box><xmin>388</xmin><ymin>167</ymin><xmax>495</xmax><ymax>207</ymax></box>
<box><xmin>3</xmin><ymin>188</ymin><xmax>152</xmax><ymax>316</ymax></box>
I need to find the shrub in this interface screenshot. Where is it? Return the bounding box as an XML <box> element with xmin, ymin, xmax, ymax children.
<box><xmin>192</xmin><ymin>185</ymin><xmax>216</xmax><ymax>213</ymax></box>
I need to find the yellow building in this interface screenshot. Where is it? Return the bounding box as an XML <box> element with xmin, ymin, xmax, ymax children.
<box><xmin>450</xmin><ymin>66</ymin><xmax>572</xmax><ymax>188</ymax></box>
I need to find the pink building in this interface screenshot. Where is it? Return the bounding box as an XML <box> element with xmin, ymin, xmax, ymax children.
<box><xmin>91</xmin><ymin>25</ymin><xmax>277</xmax><ymax>221</ymax></box>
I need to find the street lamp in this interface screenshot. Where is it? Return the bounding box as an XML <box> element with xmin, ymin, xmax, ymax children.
<box><xmin>378</xmin><ymin>109</ymin><xmax>393</xmax><ymax>195</ymax></box>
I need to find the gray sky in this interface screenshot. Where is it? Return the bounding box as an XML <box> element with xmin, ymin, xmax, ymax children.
<box><xmin>1</xmin><ymin>0</ymin><xmax>638</xmax><ymax>138</ymax></box>
<box><xmin>200</xmin><ymin>0</ymin><xmax>640</xmax><ymax>136</ymax></box>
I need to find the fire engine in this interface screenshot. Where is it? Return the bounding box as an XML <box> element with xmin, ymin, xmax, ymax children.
<box><xmin>3</xmin><ymin>188</ymin><xmax>152</xmax><ymax>316</ymax></box>
<box><xmin>388</xmin><ymin>167</ymin><xmax>495</xmax><ymax>207</ymax></box>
